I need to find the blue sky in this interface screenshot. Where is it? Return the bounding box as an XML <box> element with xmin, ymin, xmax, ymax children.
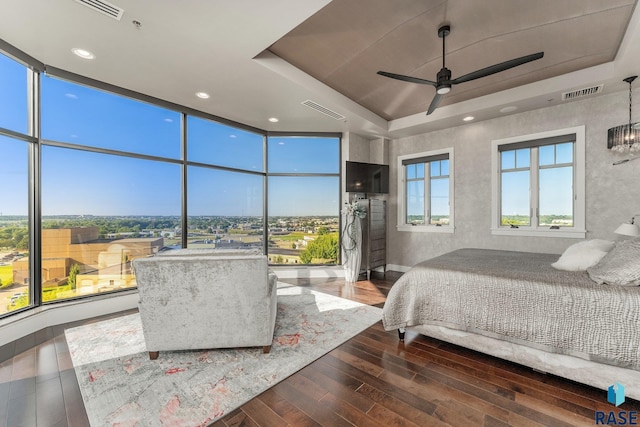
<box><xmin>500</xmin><ymin>146</ymin><xmax>573</xmax><ymax>217</ymax></box>
<box><xmin>0</xmin><ymin>53</ymin><xmax>340</xmax><ymax>217</ymax></box>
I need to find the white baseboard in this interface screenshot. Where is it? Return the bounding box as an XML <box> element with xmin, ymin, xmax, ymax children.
<box><xmin>386</xmin><ymin>263</ymin><xmax>412</xmax><ymax>273</ymax></box>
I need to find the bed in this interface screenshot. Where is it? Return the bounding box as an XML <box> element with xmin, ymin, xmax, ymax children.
<box><xmin>382</xmin><ymin>247</ymin><xmax>640</xmax><ymax>400</ymax></box>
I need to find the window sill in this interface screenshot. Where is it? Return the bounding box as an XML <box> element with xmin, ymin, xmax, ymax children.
<box><xmin>397</xmin><ymin>225</ymin><xmax>454</xmax><ymax>233</ymax></box>
<box><xmin>491</xmin><ymin>228</ymin><xmax>586</xmax><ymax>238</ymax></box>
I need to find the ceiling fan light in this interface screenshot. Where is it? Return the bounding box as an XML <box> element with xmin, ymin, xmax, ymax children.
<box><xmin>437</xmin><ymin>86</ymin><xmax>451</xmax><ymax>95</ymax></box>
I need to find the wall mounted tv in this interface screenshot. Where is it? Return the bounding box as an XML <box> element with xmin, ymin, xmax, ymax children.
<box><xmin>345</xmin><ymin>161</ymin><xmax>389</xmax><ymax>194</ymax></box>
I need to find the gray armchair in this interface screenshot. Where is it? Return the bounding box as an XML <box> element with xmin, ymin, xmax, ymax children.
<box><xmin>132</xmin><ymin>249</ymin><xmax>277</xmax><ymax>359</ymax></box>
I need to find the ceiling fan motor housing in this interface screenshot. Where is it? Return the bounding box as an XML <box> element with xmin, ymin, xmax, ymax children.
<box><xmin>436</xmin><ymin>67</ymin><xmax>452</xmax><ymax>94</ymax></box>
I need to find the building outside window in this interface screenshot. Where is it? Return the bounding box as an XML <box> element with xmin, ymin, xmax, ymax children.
<box><xmin>491</xmin><ymin>126</ymin><xmax>586</xmax><ymax>238</ymax></box>
<box><xmin>397</xmin><ymin>148</ymin><xmax>454</xmax><ymax>233</ymax></box>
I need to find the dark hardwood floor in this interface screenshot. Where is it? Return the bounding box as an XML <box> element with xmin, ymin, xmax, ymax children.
<box><xmin>0</xmin><ymin>271</ymin><xmax>638</xmax><ymax>426</ymax></box>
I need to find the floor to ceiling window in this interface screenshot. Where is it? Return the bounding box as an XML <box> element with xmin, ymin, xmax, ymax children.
<box><xmin>186</xmin><ymin>116</ymin><xmax>265</xmax><ymax>250</ymax></box>
<box><xmin>0</xmin><ymin>136</ymin><xmax>30</xmax><ymax>314</ymax></box>
<box><xmin>39</xmin><ymin>75</ymin><xmax>182</xmax><ymax>301</ymax></box>
<box><xmin>0</xmin><ymin>53</ymin><xmax>32</xmax><ymax>315</ymax></box>
<box><xmin>267</xmin><ymin>135</ymin><xmax>340</xmax><ymax>265</ymax></box>
<box><xmin>0</xmin><ymin>41</ymin><xmax>342</xmax><ymax>318</ymax></box>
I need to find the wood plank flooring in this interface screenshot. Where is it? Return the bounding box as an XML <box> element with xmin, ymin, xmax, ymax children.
<box><xmin>0</xmin><ymin>271</ymin><xmax>638</xmax><ymax>426</ymax></box>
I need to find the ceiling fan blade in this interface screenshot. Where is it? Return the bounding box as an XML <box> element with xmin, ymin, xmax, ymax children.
<box><xmin>377</xmin><ymin>71</ymin><xmax>437</xmax><ymax>87</ymax></box>
<box><xmin>450</xmin><ymin>52</ymin><xmax>544</xmax><ymax>85</ymax></box>
<box><xmin>426</xmin><ymin>92</ymin><xmax>444</xmax><ymax>115</ymax></box>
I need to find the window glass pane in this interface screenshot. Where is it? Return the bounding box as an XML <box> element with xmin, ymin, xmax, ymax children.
<box><xmin>430</xmin><ymin>160</ymin><xmax>441</xmax><ymax>177</ymax></box>
<box><xmin>0</xmin><ymin>136</ymin><xmax>30</xmax><ymax>315</ymax></box>
<box><xmin>406</xmin><ymin>164</ymin><xmax>416</xmax><ymax>179</ymax></box>
<box><xmin>406</xmin><ymin>180</ymin><xmax>425</xmax><ymax>224</ymax></box>
<box><xmin>406</xmin><ymin>163</ymin><xmax>425</xmax><ymax>179</ymax></box>
<box><xmin>539</xmin><ymin>166</ymin><xmax>573</xmax><ymax>227</ymax></box>
<box><xmin>556</xmin><ymin>142</ymin><xmax>573</xmax><ymax>164</ymax></box>
<box><xmin>268</xmin><ymin>136</ymin><xmax>339</xmax><ymax>173</ymax></box>
<box><xmin>41</xmin><ymin>76</ymin><xmax>181</xmax><ymax>158</ymax></box>
<box><xmin>501</xmin><ymin>170</ymin><xmax>530</xmax><ymax>226</ymax></box>
<box><xmin>501</xmin><ymin>150</ymin><xmax>515</xmax><ymax>170</ymax></box>
<box><xmin>267</xmin><ymin>176</ymin><xmax>339</xmax><ymax>265</ymax></box>
<box><xmin>187</xmin><ymin>116</ymin><xmax>264</xmax><ymax>172</ymax></box>
<box><xmin>41</xmin><ymin>146</ymin><xmax>180</xmax><ymax>301</ymax></box>
<box><xmin>539</xmin><ymin>145</ymin><xmax>555</xmax><ymax>166</ymax></box>
<box><xmin>515</xmin><ymin>148</ymin><xmax>530</xmax><ymax>168</ymax></box>
<box><xmin>187</xmin><ymin>166</ymin><xmax>263</xmax><ymax>250</ymax></box>
<box><xmin>430</xmin><ymin>177</ymin><xmax>449</xmax><ymax>225</ymax></box>
<box><xmin>0</xmin><ymin>53</ymin><xmax>28</xmax><ymax>134</ymax></box>
<box><xmin>440</xmin><ymin>159</ymin><xmax>449</xmax><ymax>176</ymax></box>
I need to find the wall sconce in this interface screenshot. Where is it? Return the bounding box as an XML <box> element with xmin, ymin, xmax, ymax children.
<box><xmin>614</xmin><ymin>215</ymin><xmax>640</xmax><ymax>237</ymax></box>
<box><xmin>608</xmin><ymin>76</ymin><xmax>640</xmax><ymax>153</ymax></box>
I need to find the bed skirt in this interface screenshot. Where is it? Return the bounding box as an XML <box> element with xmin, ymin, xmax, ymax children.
<box><xmin>408</xmin><ymin>324</ymin><xmax>640</xmax><ymax>401</ymax></box>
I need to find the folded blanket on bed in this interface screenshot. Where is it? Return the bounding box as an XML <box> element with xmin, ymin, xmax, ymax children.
<box><xmin>382</xmin><ymin>248</ymin><xmax>640</xmax><ymax>370</ymax></box>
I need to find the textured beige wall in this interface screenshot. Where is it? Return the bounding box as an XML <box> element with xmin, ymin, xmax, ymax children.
<box><xmin>386</xmin><ymin>89</ymin><xmax>640</xmax><ymax>270</ymax></box>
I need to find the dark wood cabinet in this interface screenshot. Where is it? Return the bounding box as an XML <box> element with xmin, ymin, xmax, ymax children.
<box><xmin>360</xmin><ymin>198</ymin><xmax>386</xmax><ymax>279</ymax></box>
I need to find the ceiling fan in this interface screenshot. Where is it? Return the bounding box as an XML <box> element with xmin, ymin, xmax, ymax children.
<box><xmin>377</xmin><ymin>25</ymin><xmax>544</xmax><ymax>115</ymax></box>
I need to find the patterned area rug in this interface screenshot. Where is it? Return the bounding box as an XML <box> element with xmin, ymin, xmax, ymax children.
<box><xmin>65</xmin><ymin>285</ymin><xmax>382</xmax><ymax>426</ymax></box>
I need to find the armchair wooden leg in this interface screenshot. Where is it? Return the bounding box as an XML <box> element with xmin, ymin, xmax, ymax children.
<box><xmin>262</xmin><ymin>345</ymin><xmax>271</xmax><ymax>354</ymax></box>
<box><xmin>149</xmin><ymin>351</ymin><xmax>159</xmax><ymax>360</ymax></box>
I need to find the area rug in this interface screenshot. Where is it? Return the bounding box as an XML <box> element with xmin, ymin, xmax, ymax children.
<box><xmin>65</xmin><ymin>285</ymin><xmax>382</xmax><ymax>426</ymax></box>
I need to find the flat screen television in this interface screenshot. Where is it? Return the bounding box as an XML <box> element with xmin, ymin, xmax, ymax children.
<box><xmin>345</xmin><ymin>161</ymin><xmax>389</xmax><ymax>194</ymax></box>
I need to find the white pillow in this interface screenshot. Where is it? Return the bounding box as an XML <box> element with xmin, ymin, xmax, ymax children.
<box><xmin>551</xmin><ymin>239</ymin><xmax>615</xmax><ymax>271</ymax></box>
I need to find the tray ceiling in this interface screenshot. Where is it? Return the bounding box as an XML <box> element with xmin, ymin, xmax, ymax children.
<box><xmin>269</xmin><ymin>0</ymin><xmax>636</xmax><ymax>120</ymax></box>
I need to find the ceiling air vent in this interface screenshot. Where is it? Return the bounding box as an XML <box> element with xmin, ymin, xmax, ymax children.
<box><xmin>561</xmin><ymin>84</ymin><xmax>603</xmax><ymax>101</ymax></box>
<box><xmin>302</xmin><ymin>100</ymin><xmax>345</xmax><ymax>121</ymax></box>
<box><xmin>74</xmin><ymin>0</ymin><xmax>124</xmax><ymax>20</ymax></box>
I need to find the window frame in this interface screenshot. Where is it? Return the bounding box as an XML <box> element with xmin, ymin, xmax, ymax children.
<box><xmin>491</xmin><ymin>125</ymin><xmax>586</xmax><ymax>238</ymax></box>
<box><xmin>397</xmin><ymin>147</ymin><xmax>454</xmax><ymax>233</ymax></box>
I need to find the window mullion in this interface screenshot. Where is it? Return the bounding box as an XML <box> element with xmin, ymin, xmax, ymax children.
<box><xmin>531</xmin><ymin>147</ymin><xmax>540</xmax><ymax>228</ymax></box>
<box><xmin>424</xmin><ymin>163</ymin><xmax>430</xmax><ymax>224</ymax></box>
<box><xmin>403</xmin><ymin>166</ymin><xmax>408</xmax><ymax>224</ymax></box>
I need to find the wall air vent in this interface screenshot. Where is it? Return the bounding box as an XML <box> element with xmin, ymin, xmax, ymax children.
<box><xmin>302</xmin><ymin>100</ymin><xmax>345</xmax><ymax>121</ymax></box>
<box><xmin>561</xmin><ymin>85</ymin><xmax>604</xmax><ymax>101</ymax></box>
<box><xmin>74</xmin><ymin>0</ymin><xmax>124</xmax><ymax>20</ymax></box>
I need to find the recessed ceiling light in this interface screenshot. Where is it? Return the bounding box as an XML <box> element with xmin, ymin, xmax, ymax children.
<box><xmin>268</xmin><ymin>117</ymin><xmax>279</xmax><ymax>123</ymax></box>
<box><xmin>499</xmin><ymin>106</ymin><xmax>518</xmax><ymax>113</ymax></box>
<box><xmin>463</xmin><ymin>116</ymin><xmax>474</xmax><ymax>122</ymax></box>
<box><xmin>195</xmin><ymin>92</ymin><xmax>210</xmax><ymax>99</ymax></box>
<box><xmin>71</xmin><ymin>48</ymin><xmax>95</xmax><ymax>59</ymax></box>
